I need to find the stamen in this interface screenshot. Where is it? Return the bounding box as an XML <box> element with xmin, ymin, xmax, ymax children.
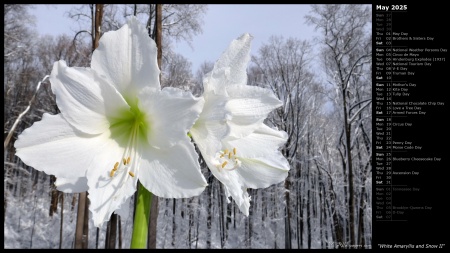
<box><xmin>129</xmin><ymin>171</ymin><xmax>135</xmax><ymax>177</ymax></box>
<box><xmin>110</xmin><ymin>170</ymin><xmax>115</xmax><ymax>177</ymax></box>
<box><xmin>127</xmin><ymin>157</ymin><xmax>131</xmax><ymax>165</ymax></box>
<box><xmin>215</xmin><ymin>147</ymin><xmax>241</xmax><ymax>173</ymax></box>
<box><xmin>123</xmin><ymin>158</ymin><xmax>127</xmax><ymax>165</ymax></box>
<box><xmin>114</xmin><ymin>162</ymin><xmax>119</xmax><ymax>170</ymax></box>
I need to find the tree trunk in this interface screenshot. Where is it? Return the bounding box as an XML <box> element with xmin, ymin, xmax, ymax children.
<box><xmin>49</xmin><ymin>175</ymin><xmax>58</xmax><ymax>217</ymax></box>
<box><xmin>105</xmin><ymin>219</ymin><xmax>110</xmax><ymax>248</ymax></box>
<box><xmin>306</xmin><ymin>134</ymin><xmax>312</xmax><ymax>249</ymax></box>
<box><xmin>93</xmin><ymin>4</ymin><xmax>104</xmax><ymax>51</ymax></box>
<box><xmin>273</xmin><ymin>186</ymin><xmax>278</xmax><ymax>248</ymax></box>
<box><xmin>148</xmin><ymin>5</ymin><xmax>162</xmax><ymax>249</ymax></box>
<box><xmin>218</xmin><ymin>183</ymin><xmax>224</xmax><ymax>248</ymax></box>
<box><xmin>195</xmin><ymin>196</ymin><xmax>201</xmax><ymax>249</ymax></box>
<box><xmin>74</xmin><ymin>192</ymin><xmax>88</xmax><ymax>249</ymax></box>
<box><xmin>316</xmin><ymin>164</ymin><xmax>330</xmax><ymax>249</ymax></box>
<box><xmin>248</xmin><ymin>189</ymin><xmax>254</xmax><ymax>248</ymax></box>
<box><xmin>226</xmin><ymin>196</ymin><xmax>231</xmax><ymax>242</ymax></box>
<box><xmin>296</xmin><ymin>163</ymin><xmax>303</xmax><ymax>249</ymax></box>
<box><xmin>171</xmin><ymin>199</ymin><xmax>176</xmax><ymax>247</ymax></box>
<box><xmin>95</xmin><ymin>228</ymin><xmax>99</xmax><ymax>249</ymax></box>
<box><xmin>245</xmin><ymin>208</ymin><xmax>249</xmax><ymax>248</ymax></box>
<box><xmin>59</xmin><ymin>193</ymin><xmax>64</xmax><ymax>249</ymax></box>
<box><xmin>283</xmin><ymin>147</ymin><xmax>292</xmax><ymax>249</ymax></box>
<box><xmin>306</xmin><ymin>187</ymin><xmax>311</xmax><ymax>249</ymax></box>
<box><xmin>206</xmin><ymin>177</ymin><xmax>213</xmax><ymax>248</ymax></box>
<box><xmin>82</xmin><ymin>195</ymin><xmax>89</xmax><ymax>248</ymax></box>
<box><xmin>298</xmin><ymin>163</ymin><xmax>303</xmax><ymax>249</ymax></box>
<box><xmin>188</xmin><ymin>197</ymin><xmax>194</xmax><ymax>249</ymax></box>
<box><xmin>358</xmin><ymin>160</ymin><xmax>371</xmax><ymax>249</ymax></box>
<box><xmin>118</xmin><ymin>216</ymin><xmax>122</xmax><ymax>249</ymax></box>
<box><xmin>105</xmin><ymin>214</ymin><xmax>117</xmax><ymax>249</ymax></box>
<box><xmin>284</xmin><ymin>178</ymin><xmax>292</xmax><ymax>249</ymax></box>
<box><xmin>342</xmin><ymin>89</ymin><xmax>356</xmax><ymax>246</ymax></box>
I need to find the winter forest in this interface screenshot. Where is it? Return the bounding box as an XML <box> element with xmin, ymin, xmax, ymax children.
<box><xmin>4</xmin><ymin>4</ymin><xmax>372</xmax><ymax>249</ymax></box>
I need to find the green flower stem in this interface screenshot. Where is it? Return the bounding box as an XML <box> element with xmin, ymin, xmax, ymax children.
<box><xmin>131</xmin><ymin>181</ymin><xmax>153</xmax><ymax>249</ymax></box>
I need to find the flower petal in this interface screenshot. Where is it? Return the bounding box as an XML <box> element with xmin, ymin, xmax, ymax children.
<box><xmin>224</xmin><ymin>123</ymin><xmax>288</xmax><ymax>158</ymax></box>
<box><xmin>14</xmin><ymin>113</ymin><xmax>112</xmax><ymax>179</ymax></box>
<box><xmin>235</xmin><ymin>156</ymin><xmax>289</xmax><ymax>189</ymax></box>
<box><xmin>85</xmin><ymin>137</ymin><xmax>137</xmax><ymax>228</ymax></box>
<box><xmin>190</xmin><ymin>91</ymin><xmax>230</xmax><ymax>155</ymax></box>
<box><xmin>55</xmin><ymin>177</ymin><xmax>88</xmax><ymax>193</ymax></box>
<box><xmin>205</xmin><ymin>158</ymin><xmax>251</xmax><ymax>216</ymax></box>
<box><xmin>50</xmin><ymin>60</ymin><xmax>130</xmax><ymax>134</ymax></box>
<box><xmin>138</xmin><ymin>140</ymin><xmax>208</xmax><ymax>198</ymax></box>
<box><xmin>141</xmin><ymin>87</ymin><xmax>204</xmax><ymax>149</ymax></box>
<box><xmin>204</xmin><ymin>33</ymin><xmax>252</xmax><ymax>94</ymax></box>
<box><xmin>226</xmin><ymin>85</ymin><xmax>282</xmax><ymax>138</ymax></box>
<box><xmin>223</xmin><ymin>124</ymin><xmax>289</xmax><ymax>189</ymax></box>
<box><xmin>91</xmin><ymin>17</ymin><xmax>160</xmax><ymax>98</ymax></box>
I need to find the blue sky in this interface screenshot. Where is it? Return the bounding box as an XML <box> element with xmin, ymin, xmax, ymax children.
<box><xmin>30</xmin><ymin>4</ymin><xmax>319</xmax><ymax>73</ymax></box>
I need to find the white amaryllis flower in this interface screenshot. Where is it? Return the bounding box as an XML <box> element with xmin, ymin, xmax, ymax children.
<box><xmin>14</xmin><ymin>17</ymin><xmax>208</xmax><ymax>227</ymax></box>
<box><xmin>190</xmin><ymin>33</ymin><xmax>290</xmax><ymax>216</ymax></box>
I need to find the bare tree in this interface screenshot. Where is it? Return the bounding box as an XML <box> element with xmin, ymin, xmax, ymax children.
<box><xmin>161</xmin><ymin>51</ymin><xmax>194</xmax><ymax>91</ymax></box>
<box><xmin>68</xmin><ymin>4</ymin><xmax>207</xmax><ymax>50</ymax></box>
<box><xmin>122</xmin><ymin>4</ymin><xmax>207</xmax><ymax>47</ymax></box>
<box><xmin>306</xmin><ymin>4</ymin><xmax>372</xmax><ymax>247</ymax></box>
<box><xmin>192</xmin><ymin>61</ymin><xmax>214</xmax><ymax>96</ymax></box>
<box><xmin>250</xmin><ymin>35</ymin><xmax>320</xmax><ymax>248</ymax></box>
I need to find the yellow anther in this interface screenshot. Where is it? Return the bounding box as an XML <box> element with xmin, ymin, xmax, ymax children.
<box><xmin>123</xmin><ymin>158</ymin><xmax>127</xmax><ymax>165</ymax></box>
<box><xmin>220</xmin><ymin>154</ymin><xmax>224</xmax><ymax>158</ymax></box>
<box><xmin>224</xmin><ymin>149</ymin><xmax>229</xmax><ymax>154</ymax></box>
<box><xmin>129</xmin><ymin>171</ymin><xmax>135</xmax><ymax>177</ymax></box>
<box><xmin>221</xmin><ymin>161</ymin><xmax>228</xmax><ymax>168</ymax></box>
<box><xmin>233</xmin><ymin>148</ymin><xmax>236</xmax><ymax>155</ymax></box>
<box><xmin>127</xmin><ymin>157</ymin><xmax>131</xmax><ymax>165</ymax></box>
<box><xmin>110</xmin><ymin>170</ymin><xmax>115</xmax><ymax>177</ymax></box>
<box><xmin>228</xmin><ymin>152</ymin><xmax>232</xmax><ymax>159</ymax></box>
<box><xmin>114</xmin><ymin>162</ymin><xmax>119</xmax><ymax>170</ymax></box>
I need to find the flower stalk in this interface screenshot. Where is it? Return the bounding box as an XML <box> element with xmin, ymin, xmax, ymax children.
<box><xmin>131</xmin><ymin>182</ymin><xmax>153</xmax><ymax>248</ymax></box>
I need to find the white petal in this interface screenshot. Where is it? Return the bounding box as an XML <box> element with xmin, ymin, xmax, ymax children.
<box><xmin>14</xmin><ymin>113</ymin><xmax>112</xmax><ymax>179</ymax></box>
<box><xmin>190</xmin><ymin>91</ymin><xmax>230</xmax><ymax>155</ymax></box>
<box><xmin>190</xmin><ymin>124</ymin><xmax>222</xmax><ymax>161</ymax></box>
<box><xmin>223</xmin><ymin>123</ymin><xmax>288</xmax><ymax>158</ymax></box>
<box><xmin>91</xmin><ymin>17</ymin><xmax>160</xmax><ymax>98</ymax></box>
<box><xmin>55</xmin><ymin>177</ymin><xmax>88</xmax><ymax>193</ymax></box>
<box><xmin>223</xmin><ymin>124</ymin><xmax>289</xmax><ymax>189</ymax></box>
<box><xmin>205</xmin><ymin>158</ymin><xmax>251</xmax><ymax>216</ymax></box>
<box><xmin>50</xmin><ymin>60</ymin><xmax>130</xmax><ymax>134</ymax></box>
<box><xmin>141</xmin><ymin>87</ymin><xmax>204</xmax><ymax>149</ymax></box>
<box><xmin>138</xmin><ymin>140</ymin><xmax>207</xmax><ymax>198</ymax></box>
<box><xmin>196</xmin><ymin>91</ymin><xmax>231</xmax><ymax>125</ymax></box>
<box><xmin>236</xmin><ymin>156</ymin><xmax>289</xmax><ymax>189</ymax></box>
<box><xmin>85</xmin><ymin>138</ymin><xmax>137</xmax><ymax>228</ymax></box>
<box><xmin>204</xmin><ymin>33</ymin><xmax>252</xmax><ymax>94</ymax></box>
<box><xmin>226</xmin><ymin>85</ymin><xmax>283</xmax><ymax>138</ymax></box>
<box><xmin>253</xmin><ymin>123</ymin><xmax>288</xmax><ymax>138</ymax></box>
